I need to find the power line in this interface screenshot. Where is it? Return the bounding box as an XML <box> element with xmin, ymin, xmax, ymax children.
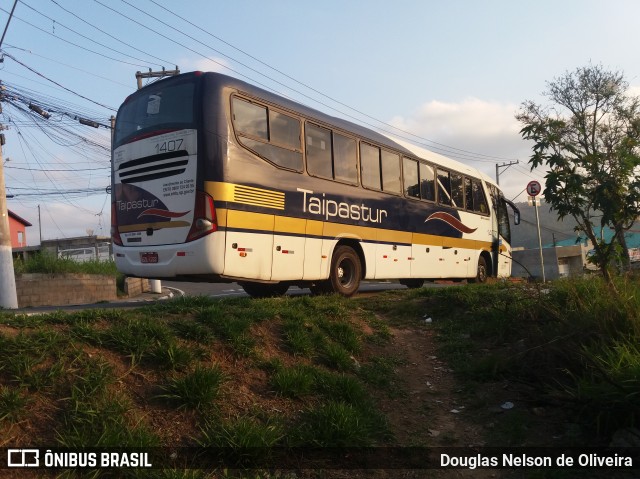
<box><xmin>2</xmin><ymin>52</ymin><xmax>117</xmax><ymax>111</ymax></box>
<box><xmin>6</xmin><ymin>165</ymin><xmax>107</xmax><ymax>172</ymax></box>
<box><xmin>4</xmin><ymin>44</ymin><xmax>133</xmax><ymax>89</ymax></box>
<box><xmin>101</xmin><ymin>0</ymin><xmax>510</xmax><ymax>164</ymax></box>
<box><xmin>143</xmin><ymin>0</ymin><xmax>521</xmax><ymax>164</ymax></box>
<box><xmin>18</xmin><ymin>0</ymin><xmax>166</xmax><ymax>68</ymax></box>
<box><xmin>0</xmin><ymin>5</ymin><xmax>155</xmax><ymax>69</ymax></box>
<box><xmin>48</xmin><ymin>0</ymin><xmax>175</xmax><ymax>67</ymax></box>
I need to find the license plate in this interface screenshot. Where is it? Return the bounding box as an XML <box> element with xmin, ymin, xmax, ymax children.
<box><xmin>140</xmin><ymin>252</ymin><xmax>158</xmax><ymax>264</ymax></box>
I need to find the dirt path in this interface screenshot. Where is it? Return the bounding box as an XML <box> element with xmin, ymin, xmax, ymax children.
<box><xmin>376</xmin><ymin>327</ymin><xmax>501</xmax><ymax>478</ymax></box>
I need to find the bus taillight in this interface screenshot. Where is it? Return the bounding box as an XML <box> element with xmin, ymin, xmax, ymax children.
<box><xmin>111</xmin><ymin>202</ymin><xmax>123</xmax><ymax>246</ymax></box>
<box><xmin>186</xmin><ymin>190</ymin><xmax>217</xmax><ymax>242</ymax></box>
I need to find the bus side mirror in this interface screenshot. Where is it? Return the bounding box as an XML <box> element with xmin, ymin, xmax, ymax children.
<box><xmin>503</xmin><ymin>198</ymin><xmax>520</xmax><ymax>225</ymax></box>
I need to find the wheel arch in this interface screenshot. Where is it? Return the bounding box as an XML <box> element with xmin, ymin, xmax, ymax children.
<box><xmin>333</xmin><ymin>238</ymin><xmax>366</xmax><ymax>279</ymax></box>
<box><xmin>480</xmin><ymin>250</ymin><xmax>493</xmax><ymax>277</ymax></box>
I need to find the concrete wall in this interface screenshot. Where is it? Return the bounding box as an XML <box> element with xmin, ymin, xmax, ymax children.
<box><xmin>124</xmin><ymin>277</ymin><xmax>150</xmax><ymax>297</ymax></box>
<box><xmin>512</xmin><ymin>248</ymin><xmax>560</xmax><ymax>280</ymax></box>
<box><xmin>15</xmin><ymin>274</ymin><xmax>118</xmax><ymax>308</ymax></box>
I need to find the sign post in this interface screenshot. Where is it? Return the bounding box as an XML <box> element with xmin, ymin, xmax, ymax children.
<box><xmin>526</xmin><ymin>181</ymin><xmax>545</xmax><ymax>282</ymax></box>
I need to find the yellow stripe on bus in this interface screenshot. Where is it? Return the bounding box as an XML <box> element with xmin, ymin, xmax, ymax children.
<box><xmin>206</xmin><ymin>181</ymin><xmax>285</xmax><ymax>210</ymax></box>
<box><xmin>217</xmin><ymin>208</ymin><xmax>493</xmax><ymax>251</ymax></box>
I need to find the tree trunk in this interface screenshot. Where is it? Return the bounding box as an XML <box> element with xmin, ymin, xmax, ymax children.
<box><xmin>616</xmin><ymin>226</ymin><xmax>631</xmax><ymax>272</ymax></box>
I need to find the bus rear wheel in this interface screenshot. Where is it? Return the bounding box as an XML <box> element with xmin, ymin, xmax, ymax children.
<box><xmin>327</xmin><ymin>245</ymin><xmax>362</xmax><ymax>297</ymax></box>
<box><xmin>240</xmin><ymin>282</ymin><xmax>289</xmax><ymax>298</ymax></box>
<box><xmin>469</xmin><ymin>256</ymin><xmax>488</xmax><ymax>284</ymax></box>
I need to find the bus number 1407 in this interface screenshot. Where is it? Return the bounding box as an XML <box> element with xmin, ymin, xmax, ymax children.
<box><xmin>155</xmin><ymin>139</ymin><xmax>184</xmax><ymax>154</ymax></box>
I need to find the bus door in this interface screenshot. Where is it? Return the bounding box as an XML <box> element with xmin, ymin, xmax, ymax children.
<box><xmin>495</xmin><ymin>197</ymin><xmax>513</xmax><ymax>278</ymax></box>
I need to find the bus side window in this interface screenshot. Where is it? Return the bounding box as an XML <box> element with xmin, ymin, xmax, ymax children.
<box><xmin>361</xmin><ymin>143</ymin><xmax>381</xmax><ymax>190</ymax></box>
<box><xmin>270</xmin><ymin>110</ymin><xmax>300</xmax><ymax>150</ymax></box>
<box><xmin>381</xmin><ymin>150</ymin><xmax>401</xmax><ymax>194</ymax></box>
<box><xmin>472</xmin><ymin>180</ymin><xmax>489</xmax><ymax>214</ymax></box>
<box><xmin>420</xmin><ymin>162</ymin><xmax>435</xmax><ymax>201</ymax></box>
<box><xmin>464</xmin><ymin>177</ymin><xmax>474</xmax><ymax>211</ymax></box>
<box><xmin>333</xmin><ymin>133</ymin><xmax>358</xmax><ymax>184</ymax></box>
<box><xmin>403</xmin><ymin>158</ymin><xmax>420</xmax><ymax>198</ymax></box>
<box><xmin>232</xmin><ymin>97</ymin><xmax>302</xmax><ymax>171</ymax></box>
<box><xmin>451</xmin><ymin>173</ymin><xmax>464</xmax><ymax>208</ymax></box>
<box><xmin>232</xmin><ymin>97</ymin><xmax>267</xmax><ymax>140</ymax></box>
<box><xmin>437</xmin><ymin>169</ymin><xmax>452</xmax><ymax>206</ymax></box>
<box><xmin>306</xmin><ymin>123</ymin><xmax>333</xmax><ymax>179</ymax></box>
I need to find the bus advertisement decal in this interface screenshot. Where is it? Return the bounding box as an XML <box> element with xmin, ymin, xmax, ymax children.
<box><xmin>115</xmin><ymin>183</ymin><xmax>191</xmax><ymax>228</ymax></box>
<box><xmin>424</xmin><ymin>212</ymin><xmax>478</xmax><ymax>234</ymax></box>
<box><xmin>137</xmin><ymin>208</ymin><xmax>190</xmax><ymax>220</ymax></box>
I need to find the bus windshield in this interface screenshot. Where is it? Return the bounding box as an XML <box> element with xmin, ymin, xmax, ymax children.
<box><xmin>113</xmin><ymin>80</ymin><xmax>196</xmax><ymax>148</ymax></box>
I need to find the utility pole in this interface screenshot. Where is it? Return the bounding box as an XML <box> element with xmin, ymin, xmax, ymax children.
<box><xmin>495</xmin><ymin>160</ymin><xmax>519</xmax><ymax>186</ymax></box>
<box><xmin>135</xmin><ymin>67</ymin><xmax>180</xmax><ymax>90</ymax></box>
<box><xmin>0</xmin><ymin>1</ymin><xmax>19</xmax><ymax>309</ymax></box>
<box><xmin>38</xmin><ymin>204</ymin><xmax>42</xmax><ymax>244</ymax></box>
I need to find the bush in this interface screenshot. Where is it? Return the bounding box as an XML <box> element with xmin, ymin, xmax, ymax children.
<box><xmin>14</xmin><ymin>252</ymin><xmax>117</xmax><ymax>275</ymax></box>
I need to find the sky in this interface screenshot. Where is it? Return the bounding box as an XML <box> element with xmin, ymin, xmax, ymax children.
<box><xmin>1</xmin><ymin>0</ymin><xmax>640</xmax><ymax>244</ymax></box>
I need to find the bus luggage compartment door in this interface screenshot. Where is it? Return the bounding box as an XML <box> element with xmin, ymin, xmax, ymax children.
<box><xmin>271</xmin><ymin>216</ymin><xmax>306</xmax><ymax>281</ymax></box>
<box><xmin>223</xmin><ymin>210</ymin><xmax>274</xmax><ymax>281</ymax></box>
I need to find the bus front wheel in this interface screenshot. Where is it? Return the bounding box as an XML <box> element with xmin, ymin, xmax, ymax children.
<box><xmin>469</xmin><ymin>256</ymin><xmax>488</xmax><ymax>284</ymax></box>
<box><xmin>240</xmin><ymin>282</ymin><xmax>289</xmax><ymax>298</ymax></box>
<box><xmin>327</xmin><ymin>245</ymin><xmax>362</xmax><ymax>297</ymax></box>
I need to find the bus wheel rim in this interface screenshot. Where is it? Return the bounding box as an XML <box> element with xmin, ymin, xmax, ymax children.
<box><xmin>338</xmin><ymin>260</ymin><xmax>352</xmax><ymax>286</ymax></box>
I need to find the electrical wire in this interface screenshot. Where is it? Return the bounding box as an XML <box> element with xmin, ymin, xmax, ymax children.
<box><xmin>100</xmin><ymin>0</ymin><xmax>509</xmax><ymax>164</ymax></box>
<box><xmin>47</xmin><ymin>0</ymin><xmax>175</xmax><ymax>67</ymax></box>
<box><xmin>2</xmin><ymin>51</ymin><xmax>117</xmax><ymax>110</ymax></box>
<box><xmin>146</xmin><ymin>0</ymin><xmax>521</xmax><ymax>164</ymax></box>
<box><xmin>0</xmin><ymin>5</ymin><xmax>155</xmax><ymax>69</ymax></box>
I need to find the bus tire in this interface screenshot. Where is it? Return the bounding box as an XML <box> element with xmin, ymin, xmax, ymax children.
<box><xmin>469</xmin><ymin>256</ymin><xmax>488</xmax><ymax>284</ymax></box>
<box><xmin>328</xmin><ymin>245</ymin><xmax>361</xmax><ymax>297</ymax></box>
<box><xmin>240</xmin><ymin>282</ymin><xmax>289</xmax><ymax>298</ymax></box>
<box><xmin>400</xmin><ymin>279</ymin><xmax>424</xmax><ymax>289</ymax></box>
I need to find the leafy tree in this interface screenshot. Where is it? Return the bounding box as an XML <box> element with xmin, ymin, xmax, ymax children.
<box><xmin>517</xmin><ymin>65</ymin><xmax>640</xmax><ymax>282</ymax></box>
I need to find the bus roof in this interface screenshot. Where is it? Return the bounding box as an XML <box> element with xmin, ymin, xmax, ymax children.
<box><xmin>139</xmin><ymin>71</ymin><xmax>495</xmax><ymax>188</ymax></box>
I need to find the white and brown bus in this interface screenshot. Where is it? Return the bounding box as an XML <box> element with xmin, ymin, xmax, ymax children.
<box><xmin>111</xmin><ymin>72</ymin><xmax>519</xmax><ymax>297</ymax></box>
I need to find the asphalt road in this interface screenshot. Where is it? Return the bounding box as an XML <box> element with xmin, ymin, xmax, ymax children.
<box><xmin>15</xmin><ymin>279</ymin><xmax>453</xmax><ymax>315</ymax></box>
<box><xmin>161</xmin><ymin>279</ymin><xmax>416</xmax><ymax>298</ymax></box>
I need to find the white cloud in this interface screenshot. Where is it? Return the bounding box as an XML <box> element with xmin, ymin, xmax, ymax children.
<box><xmin>179</xmin><ymin>56</ymin><xmax>232</xmax><ymax>74</ymax></box>
<box><xmin>389</xmin><ymin>97</ymin><xmax>529</xmax><ymax>160</ymax></box>
<box><xmin>388</xmin><ymin>98</ymin><xmax>540</xmax><ymax>200</ymax></box>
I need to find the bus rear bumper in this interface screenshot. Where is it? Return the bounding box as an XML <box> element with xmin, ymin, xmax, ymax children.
<box><xmin>113</xmin><ymin>233</ymin><xmax>225</xmax><ymax>278</ymax></box>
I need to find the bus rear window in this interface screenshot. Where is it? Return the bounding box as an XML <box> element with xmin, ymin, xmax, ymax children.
<box><xmin>114</xmin><ymin>81</ymin><xmax>195</xmax><ymax>147</ymax></box>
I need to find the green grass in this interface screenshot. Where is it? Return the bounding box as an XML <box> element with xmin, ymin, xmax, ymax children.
<box><xmin>0</xmin><ymin>386</ymin><xmax>29</xmax><ymax>422</ymax></box>
<box><xmin>158</xmin><ymin>365</ymin><xmax>225</xmax><ymax>411</ymax></box>
<box><xmin>199</xmin><ymin>415</ymin><xmax>285</xmax><ymax>448</ymax></box>
<box><xmin>1</xmin><ymin>277</ymin><xmax>636</xmax><ymax>467</ymax></box>
<box><xmin>405</xmin><ymin>277</ymin><xmax>640</xmax><ymax>439</ymax></box>
<box><xmin>293</xmin><ymin>401</ymin><xmax>389</xmax><ymax>446</ymax></box>
<box><xmin>13</xmin><ymin>251</ymin><xmax>119</xmax><ymax>275</ymax></box>
<box><xmin>269</xmin><ymin>364</ymin><xmax>316</xmax><ymax>398</ymax></box>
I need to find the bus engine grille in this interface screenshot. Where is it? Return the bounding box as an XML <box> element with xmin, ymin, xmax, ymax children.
<box><xmin>118</xmin><ymin>150</ymin><xmax>189</xmax><ymax>184</ymax></box>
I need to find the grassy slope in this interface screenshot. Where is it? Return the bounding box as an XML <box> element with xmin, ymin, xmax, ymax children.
<box><xmin>0</xmin><ymin>277</ymin><xmax>638</xmax><ymax>478</ymax></box>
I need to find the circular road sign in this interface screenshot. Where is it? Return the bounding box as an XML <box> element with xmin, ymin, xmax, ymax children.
<box><xmin>526</xmin><ymin>180</ymin><xmax>541</xmax><ymax>197</ymax></box>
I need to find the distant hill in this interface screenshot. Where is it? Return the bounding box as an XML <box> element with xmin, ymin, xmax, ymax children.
<box><xmin>510</xmin><ymin>201</ymin><xmax>581</xmax><ymax>249</ymax></box>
